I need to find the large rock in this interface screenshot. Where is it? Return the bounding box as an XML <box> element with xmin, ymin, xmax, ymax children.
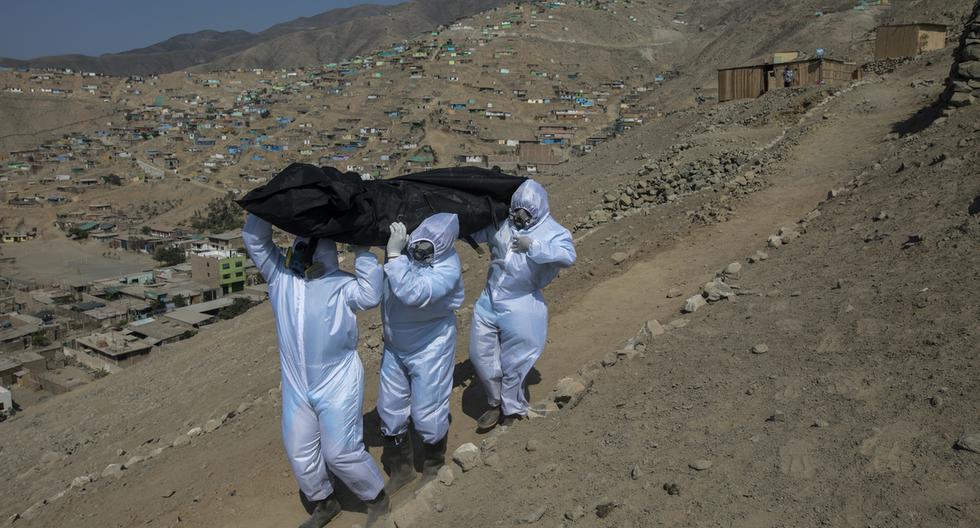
<box><xmin>172</xmin><ymin>435</ymin><xmax>191</xmax><ymax>448</ymax></box>
<box><xmin>963</xmin><ymin>44</ymin><xmax>980</xmax><ymax>62</ymax></box>
<box><xmin>101</xmin><ymin>464</ymin><xmax>125</xmax><ymax>479</ymax></box>
<box><xmin>437</xmin><ymin>465</ymin><xmax>456</xmax><ymax>486</ymax></box>
<box><xmin>553</xmin><ymin>377</ymin><xmax>588</xmax><ymax>408</ymax></box>
<box><xmin>611</xmin><ymin>252</ymin><xmax>629</xmax><ymax>265</ymax></box>
<box><xmin>702</xmin><ymin>279</ymin><xmax>733</xmax><ymax>302</ymax></box>
<box><xmin>958</xmin><ymin>60</ymin><xmax>980</xmax><ymax>79</ymax></box>
<box><xmin>452</xmin><ymin>443</ymin><xmax>481</xmax><ymax>472</ymax></box>
<box><xmin>682</xmin><ymin>295</ymin><xmax>707</xmax><ymax>313</ymax></box>
<box><xmin>204</xmin><ymin>418</ymin><xmax>222</xmax><ymax>433</ymax></box>
<box><xmin>956</xmin><ymin>432</ymin><xmax>980</xmax><ymax>453</ymax></box>
<box><xmin>949</xmin><ymin>92</ymin><xmax>975</xmax><ymax>108</ymax></box>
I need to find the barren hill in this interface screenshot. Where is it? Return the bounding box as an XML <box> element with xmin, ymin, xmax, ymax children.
<box><xmin>0</xmin><ymin>0</ymin><xmax>513</xmax><ymax>75</ymax></box>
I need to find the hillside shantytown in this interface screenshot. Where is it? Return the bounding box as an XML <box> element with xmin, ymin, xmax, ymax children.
<box><xmin>0</xmin><ymin>0</ymin><xmax>978</xmax><ymax>527</ymax></box>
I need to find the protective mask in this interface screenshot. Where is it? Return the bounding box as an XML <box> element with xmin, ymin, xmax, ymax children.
<box><xmin>408</xmin><ymin>240</ymin><xmax>435</xmax><ymax>265</ymax></box>
<box><xmin>285</xmin><ymin>238</ymin><xmax>327</xmax><ymax>280</ymax></box>
<box><xmin>510</xmin><ymin>208</ymin><xmax>533</xmax><ymax>230</ymax></box>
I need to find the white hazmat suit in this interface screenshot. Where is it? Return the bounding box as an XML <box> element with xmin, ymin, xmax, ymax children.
<box><xmin>378</xmin><ymin>213</ymin><xmax>464</xmax><ymax>443</ymax></box>
<box><xmin>242</xmin><ymin>214</ymin><xmax>385</xmax><ymax>503</ymax></box>
<box><xmin>469</xmin><ymin>180</ymin><xmax>576</xmax><ymax>417</ymax></box>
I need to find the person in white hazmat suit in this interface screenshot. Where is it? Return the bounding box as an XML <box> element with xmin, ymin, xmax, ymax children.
<box><xmin>242</xmin><ymin>214</ymin><xmax>389</xmax><ymax>528</ymax></box>
<box><xmin>376</xmin><ymin>213</ymin><xmax>465</xmax><ymax>494</ymax></box>
<box><xmin>468</xmin><ymin>180</ymin><xmax>576</xmax><ymax>431</ymax></box>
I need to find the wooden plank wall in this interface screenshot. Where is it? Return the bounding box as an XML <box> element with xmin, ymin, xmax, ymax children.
<box><xmin>718</xmin><ymin>67</ymin><xmax>766</xmax><ymax>102</ymax></box>
<box><xmin>876</xmin><ymin>26</ymin><xmax>920</xmax><ymax>59</ymax></box>
<box><xmin>919</xmin><ymin>29</ymin><xmax>947</xmax><ymax>52</ymax></box>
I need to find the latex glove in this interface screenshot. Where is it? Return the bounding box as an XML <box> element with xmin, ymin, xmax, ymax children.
<box><xmin>511</xmin><ymin>236</ymin><xmax>532</xmax><ymax>253</ymax></box>
<box><xmin>386</xmin><ymin>222</ymin><xmax>408</xmax><ymax>258</ymax></box>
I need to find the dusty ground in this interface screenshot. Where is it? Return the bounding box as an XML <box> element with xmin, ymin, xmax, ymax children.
<box><xmin>2</xmin><ymin>1</ymin><xmax>979</xmax><ymax>526</ymax></box>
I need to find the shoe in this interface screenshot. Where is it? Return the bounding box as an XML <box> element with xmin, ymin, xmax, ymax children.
<box><xmin>416</xmin><ymin>435</ymin><xmax>447</xmax><ymax>488</ymax></box>
<box><xmin>382</xmin><ymin>433</ymin><xmax>416</xmax><ymax>495</ymax></box>
<box><xmin>499</xmin><ymin>413</ymin><xmax>525</xmax><ymax>428</ymax></box>
<box><xmin>364</xmin><ymin>489</ymin><xmax>390</xmax><ymax>528</ymax></box>
<box><xmin>298</xmin><ymin>494</ymin><xmax>341</xmax><ymax>528</ymax></box>
<box><xmin>476</xmin><ymin>406</ymin><xmax>501</xmax><ymax>431</ymax></box>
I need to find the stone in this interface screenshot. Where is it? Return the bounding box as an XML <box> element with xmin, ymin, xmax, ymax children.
<box><xmin>564</xmin><ymin>505</ymin><xmax>586</xmax><ymax>521</ymax></box>
<box><xmin>520</xmin><ymin>505</ymin><xmax>547</xmax><ymax>524</ymax></box>
<box><xmin>682</xmin><ymin>294</ymin><xmax>707</xmax><ymax>313</ymax></box>
<box><xmin>437</xmin><ymin>465</ymin><xmax>456</xmax><ymax>486</ymax></box>
<box><xmin>611</xmin><ymin>252</ymin><xmax>629</xmax><ymax>265</ymax></box>
<box><xmin>482</xmin><ymin>452</ymin><xmax>501</xmax><ymax>467</ymax></box>
<box><xmin>748</xmin><ymin>250</ymin><xmax>769</xmax><ymax>263</ymax></box>
<box><xmin>589</xmin><ymin>209</ymin><xmax>611</xmax><ymax>223</ymax></box>
<box><xmin>723</xmin><ymin>262</ymin><xmax>742</xmax><ymax>279</ymax></box>
<box><xmin>872</xmin><ymin>211</ymin><xmax>889</xmax><ymax>221</ymax></box>
<box><xmin>949</xmin><ymin>92</ymin><xmax>975</xmax><ymax>107</ymax></box>
<box><xmin>125</xmin><ymin>456</ymin><xmax>145</xmax><ymax>468</ymax></box>
<box><xmin>767</xmin><ymin>235</ymin><xmax>783</xmax><ymax>248</ymax></box>
<box><xmin>630</xmin><ymin>464</ymin><xmax>641</xmax><ymax>480</ymax></box>
<box><xmin>955</xmin><ymin>432</ymin><xmax>980</xmax><ymax>454</ymax></box>
<box><xmin>204</xmin><ymin>419</ymin><xmax>222</xmax><ymax>433</ymax></box>
<box><xmin>70</xmin><ymin>475</ymin><xmax>92</xmax><ymax>489</ymax></box>
<box><xmin>525</xmin><ymin>439</ymin><xmax>542</xmax><ymax>452</ymax></box>
<box><xmin>452</xmin><ymin>443</ymin><xmax>481</xmax><ymax>472</ymax></box>
<box><xmin>812</xmin><ymin>419</ymin><xmax>830</xmax><ymax>428</ymax></box>
<box><xmin>528</xmin><ymin>399</ymin><xmax>560</xmax><ymax>418</ymax></box>
<box><xmin>767</xmin><ymin>411</ymin><xmax>786</xmax><ymax>423</ymax></box>
<box><xmin>751</xmin><ymin>344</ymin><xmax>769</xmax><ymax>355</ymax></box>
<box><xmin>601</xmin><ymin>352</ymin><xmax>618</xmax><ymax>367</ymax></box>
<box><xmin>236</xmin><ymin>401</ymin><xmax>252</xmax><ymax>415</ymax></box>
<box><xmin>40</xmin><ymin>451</ymin><xmax>63</xmax><ymax>465</ymax></box>
<box><xmin>115</xmin><ymin>449</ymin><xmax>126</xmax><ymax>457</ymax></box>
<box><xmin>702</xmin><ymin>279</ymin><xmax>733</xmax><ymax>302</ymax></box>
<box><xmin>595</xmin><ymin>501</ymin><xmax>617</xmax><ymax>518</ymax></box>
<box><xmin>663</xmin><ymin>482</ymin><xmax>680</xmax><ymax>495</ymax></box>
<box><xmin>101</xmin><ymin>463</ymin><xmax>125</xmax><ymax>479</ymax></box>
<box><xmin>668</xmin><ymin>318</ymin><xmax>688</xmax><ymax>329</ymax></box>
<box><xmin>392</xmin><ymin>496</ymin><xmax>432</xmax><ymax>528</ymax></box>
<box><xmin>666</xmin><ymin>288</ymin><xmax>683</xmax><ymax>298</ymax></box>
<box><xmin>365</xmin><ymin>336</ymin><xmax>381</xmax><ymax>349</ymax></box>
<box><xmin>172</xmin><ymin>435</ymin><xmax>191</xmax><ymax>448</ymax></box>
<box><xmin>645</xmin><ymin>319</ymin><xmax>665</xmax><ymax>337</ymax></box>
<box><xmin>779</xmin><ymin>227</ymin><xmax>800</xmax><ymax>242</ymax></box>
<box><xmin>603</xmin><ymin>192</ymin><xmax>619</xmax><ymax>203</ymax></box>
<box><xmin>553</xmin><ymin>377</ymin><xmax>588</xmax><ymax>408</ymax></box>
<box><xmin>149</xmin><ymin>447</ymin><xmax>166</xmax><ymax>458</ymax></box>
<box><xmin>689</xmin><ymin>459</ymin><xmax>713</xmax><ymax>471</ymax></box>
<box><xmin>958</xmin><ymin>60</ymin><xmax>980</xmax><ymax>79</ymax></box>
<box><xmin>187</xmin><ymin>427</ymin><xmax>202</xmax><ymax>438</ymax></box>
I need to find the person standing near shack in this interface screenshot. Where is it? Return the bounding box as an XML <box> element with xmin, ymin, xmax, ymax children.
<box><xmin>784</xmin><ymin>67</ymin><xmax>796</xmax><ymax>88</ymax></box>
<box><xmin>377</xmin><ymin>213</ymin><xmax>465</xmax><ymax>494</ymax></box>
<box><xmin>468</xmin><ymin>180</ymin><xmax>576</xmax><ymax>431</ymax></box>
<box><xmin>242</xmin><ymin>214</ymin><xmax>390</xmax><ymax>528</ymax></box>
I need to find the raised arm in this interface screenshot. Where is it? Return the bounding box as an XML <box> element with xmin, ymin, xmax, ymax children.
<box><xmin>384</xmin><ymin>255</ymin><xmax>460</xmax><ymax>308</ymax></box>
<box><xmin>242</xmin><ymin>214</ymin><xmax>283</xmax><ymax>284</ymax></box>
<box><xmin>345</xmin><ymin>249</ymin><xmax>383</xmax><ymax>311</ymax></box>
<box><xmin>526</xmin><ymin>228</ymin><xmax>576</xmax><ymax>268</ymax></box>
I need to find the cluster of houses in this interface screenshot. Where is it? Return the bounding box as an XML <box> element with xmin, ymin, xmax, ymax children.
<box><xmin>717</xmin><ymin>22</ymin><xmax>949</xmax><ymax>102</ymax></box>
<box><xmin>0</xmin><ymin>227</ymin><xmax>265</xmax><ymax>416</ymax></box>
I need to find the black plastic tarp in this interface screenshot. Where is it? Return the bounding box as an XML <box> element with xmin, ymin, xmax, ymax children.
<box><xmin>237</xmin><ymin>163</ymin><xmax>527</xmax><ymax>245</ymax></box>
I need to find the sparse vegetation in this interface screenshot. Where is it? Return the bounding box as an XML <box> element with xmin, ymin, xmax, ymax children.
<box><xmin>217</xmin><ymin>297</ymin><xmax>256</xmax><ymax>320</ymax></box>
<box><xmin>191</xmin><ymin>192</ymin><xmax>244</xmax><ymax>233</ymax></box>
<box><xmin>153</xmin><ymin>246</ymin><xmax>186</xmax><ymax>266</ymax></box>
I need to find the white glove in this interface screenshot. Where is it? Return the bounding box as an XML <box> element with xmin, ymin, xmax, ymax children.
<box><xmin>386</xmin><ymin>222</ymin><xmax>408</xmax><ymax>258</ymax></box>
<box><xmin>511</xmin><ymin>236</ymin><xmax>532</xmax><ymax>253</ymax></box>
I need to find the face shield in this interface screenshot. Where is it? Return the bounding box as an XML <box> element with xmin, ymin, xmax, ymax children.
<box><xmin>509</xmin><ymin>207</ymin><xmax>533</xmax><ymax>231</ymax></box>
<box><xmin>408</xmin><ymin>240</ymin><xmax>435</xmax><ymax>266</ymax></box>
<box><xmin>285</xmin><ymin>238</ymin><xmax>327</xmax><ymax>280</ymax></box>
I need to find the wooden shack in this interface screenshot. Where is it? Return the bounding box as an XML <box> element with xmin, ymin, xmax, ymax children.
<box><xmin>874</xmin><ymin>24</ymin><xmax>947</xmax><ymax>60</ymax></box>
<box><xmin>718</xmin><ymin>58</ymin><xmax>861</xmax><ymax>102</ymax></box>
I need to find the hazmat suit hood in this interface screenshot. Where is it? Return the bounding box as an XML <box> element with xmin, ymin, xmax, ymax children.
<box><xmin>409</xmin><ymin>213</ymin><xmax>459</xmax><ymax>262</ymax></box>
<box><xmin>509</xmin><ymin>180</ymin><xmax>550</xmax><ymax>230</ymax></box>
<box><xmin>291</xmin><ymin>236</ymin><xmax>340</xmax><ymax>275</ymax></box>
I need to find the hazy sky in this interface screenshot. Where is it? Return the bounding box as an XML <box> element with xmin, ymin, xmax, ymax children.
<box><xmin>0</xmin><ymin>0</ymin><xmax>404</xmax><ymax>59</ymax></box>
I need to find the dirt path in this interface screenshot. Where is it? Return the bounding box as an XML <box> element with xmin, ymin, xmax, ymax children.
<box><xmin>205</xmin><ymin>76</ymin><xmax>918</xmax><ymax>528</ymax></box>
